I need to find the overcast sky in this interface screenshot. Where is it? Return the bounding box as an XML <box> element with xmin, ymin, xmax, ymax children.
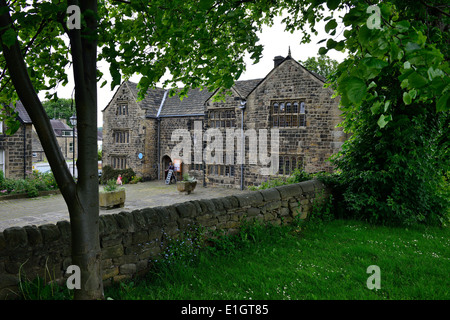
<box><xmin>40</xmin><ymin>13</ymin><xmax>347</xmax><ymax>127</ymax></box>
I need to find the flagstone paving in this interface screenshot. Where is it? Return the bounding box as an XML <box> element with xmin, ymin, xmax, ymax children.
<box><xmin>0</xmin><ymin>180</ymin><xmax>250</xmax><ymax>231</ymax></box>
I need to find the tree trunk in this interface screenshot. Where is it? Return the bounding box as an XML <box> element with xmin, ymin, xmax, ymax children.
<box><xmin>0</xmin><ymin>0</ymin><xmax>104</xmax><ymax>299</ymax></box>
<box><xmin>67</xmin><ymin>0</ymin><xmax>103</xmax><ymax>300</ymax></box>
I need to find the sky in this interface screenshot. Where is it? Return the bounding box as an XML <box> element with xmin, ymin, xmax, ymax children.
<box><xmin>39</xmin><ymin>13</ymin><xmax>347</xmax><ymax>128</ymax></box>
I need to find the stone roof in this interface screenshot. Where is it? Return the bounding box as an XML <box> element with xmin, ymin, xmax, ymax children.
<box><xmin>50</xmin><ymin>119</ymin><xmax>72</xmax><ymax>137</ymax></box>
<box><xmin>123</xmin><ymin>54</ymin><xmax>322</xmax><ymax>117</ymax></box>
<box><xmin>126</xmin><ymin>81</ymin><xmax>166</xmax><ymax>117</ymax></box>
<box><xmin>158</xmin><ymin>88</ymin><xmax>214</xmax><ymax>117</ymax></box>
<box><xmin>233</xmin><ymin>79</ymin><xmax>263</xmax><ymax>98</ymax></box>
<box><xmin>13</xmin><ymin>101</ymin><xmax>32</xmax><ymax>124</ymax></box>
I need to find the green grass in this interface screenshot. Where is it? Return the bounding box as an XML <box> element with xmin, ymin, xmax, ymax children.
<box><xmin>19</xmin><ymin>217</ymin><xmax>449</xmax><ymax>300</ymax></box>
<box><xmin>104</xmin><ymin>219</ymin><xmax>449</xmax><ymax>300</ymax></box>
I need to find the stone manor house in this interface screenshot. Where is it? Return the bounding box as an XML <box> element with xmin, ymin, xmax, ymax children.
<box><xmin>102</xmin><ymin>53</ymin><xmax>346</xmax><ymax>188</ymax></box>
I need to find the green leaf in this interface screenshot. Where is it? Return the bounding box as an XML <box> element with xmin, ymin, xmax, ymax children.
<box><xmin>403</xmin><ymin>91</ymin><xmax>412</xmax><ymax>105</ymax></box>
<box><xmin>325</xmin><ymin>19</ymin><xmax>338</xmax><ymax>34</ymax></box>
<box><xmin>436</xmin><ymin>92</ymin><xmax>449</xmax><ymax>112</ymax></box>
<box><xmin>407</xmin><ymin>72</ymin><xmax>428</xmax><ymax>89</ymax></box>
<box><xmin>318</xmin><ymin>47</ymin><xmax>328</xmax><ymax>55</ymax></box>
<box><xmin>377</xmin><ymin>114</ymin><xmax>389</xmax><ymax>128</ymax></box>
<box><xmin>326</xmin><ymin>38</ymin><xmax>337</xmax><ymax>49</ymax></box>
<box><xmin>362</xmin><ymin>57</ymin><xmax>388</xmax><ymax>70</ymax></box>
<box><xmin>370</xmin><ymin>101</ymin><xmax>382</xmax><ymax>114</ymax></box>
<box><xmin>1</xmin><ymin>28</ymin><xmax>17</xmax><ymax>48</ymax></box>
<box><xmin>339</xmin><ymin>76</ymin><xmax>367</xmax><ymax>106</ymax></box>
<box><xmin>405</xmin><ymin>42</ymin><xmax>421</xmax><ymax>54</ymax></box>
<box><xmin>395</xmin><ymin>20</ymin><xmax>410</xmax><ymax>32</ymax></box>
<box><xmin>326</xmin><ymin>0</ymin><xmax>341</xmax><ymax>10</ymax></box>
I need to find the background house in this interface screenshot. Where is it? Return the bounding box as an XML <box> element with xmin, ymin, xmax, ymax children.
<box><xmin>32</xmin><ymin>118</ymin><xmax>78</xmax><ymax>163</ymax></box>
<box><xmin>102</xmin><ymin>53</ymin><xmax>347</xmax><ymax>188</ymax></box>
<box><xmin>0</xmin><ymin>101</ymin><xmax>33</xmax><ymax>179</ymax></box>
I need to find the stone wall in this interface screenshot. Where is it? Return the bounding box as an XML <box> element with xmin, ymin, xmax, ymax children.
<box><xmin>0</xmin><ymin>179</ymin><xmax>329</xmax><ymax>299</ymax></box>
<box><xmin>0</xmin><ymin>123</ymin><xmax>32</xmax><ymax>179</ymax></box>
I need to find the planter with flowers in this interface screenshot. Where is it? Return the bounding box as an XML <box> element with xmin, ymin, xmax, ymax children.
<box><xmin>176</xmin><ymin>173</ymin><xmax>197</xmax><ymax>195</ymax></box>
<box><xmin>99</xmin><ymin>179</ymin><xmax>126</xmax><ymax>209</ymax></box>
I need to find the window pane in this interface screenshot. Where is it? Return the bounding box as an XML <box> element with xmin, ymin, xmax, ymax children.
<box><xmin>292</xmin><ymin>115</ymin><xmax>298</xmax><ymax>127</ymax></box>
<box><xmin>285</xmin><ymin>157</ymin><xmax>290</xmax><ymax>175</ymax></box>
<box><xmin>292</xmin><ymin>157</ymin><xmax>297</xmax><ymax>171</ymax></box>
<box><xmin>293</xmin><ymin>102</ymin><xmax>298</xmax><ymax>113</ymax></box>
<box><xmin>279</xmin><ymin>156</ymin><xmax>284</xmax><ymax>175</ymax></box>
<box><xmin>286</xmin><ymin>102</ymin><xmax>291</xmax><ymax>113</ymax></box>
<box><xmin>279</xmin><ymin>103</ymin><xmax>285</xmax><ymax>112</ymax></box>
<box><xmin>279</xmin><ymin>116</ymin><xmax>285</xmax><ymax>127</ymax></box>
<box><xmin>300</xmin><ymin>102</ymin><xmax>305</xmax><ymax>114</ymax></box>
<box><xmin>273</xmin><ymin>116</ymin><xmax>278</xmax><ymax>127</ymax></box>
<box><xmin>286</xmin><ymin>115</ymin><xmax>291</xmax><ymax>127</ymax></box>
<box><xmin>299</xmin><ymin>114</ymin><xmax>306</xmax><ymax>126</ymax></box>
<box><xmin>273</xmin><ymin>103</ymin><xmax>279</xmax><ymax>114</ymax></box>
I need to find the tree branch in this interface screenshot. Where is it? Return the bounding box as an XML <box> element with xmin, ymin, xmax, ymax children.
<box><xmin>0</xmin><ymin>0</ymin><xmax>77</xmax><ymax>204</ymax></box>
<box><xmin>420</xmin><ymin>1</ymin><xmax>450</xmax><ymax>17</ymax></box>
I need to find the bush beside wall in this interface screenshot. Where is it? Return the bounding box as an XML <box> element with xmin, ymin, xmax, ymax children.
<box><xmin>0</xmin><ymin>179</ymin><xmax>329</xmax><ymax>299</ymax></box>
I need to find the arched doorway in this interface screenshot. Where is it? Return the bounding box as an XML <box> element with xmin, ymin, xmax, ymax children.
<box><xmin>161</xmin><ymin>155</ymin><xmax>172</xmax><ymax>180</ymax></box>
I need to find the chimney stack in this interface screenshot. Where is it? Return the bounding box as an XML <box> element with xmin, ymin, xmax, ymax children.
<box><xmin>273</xmin><ymin>56</ymin><xmax>284</xmax><ymax>68</ymax></box>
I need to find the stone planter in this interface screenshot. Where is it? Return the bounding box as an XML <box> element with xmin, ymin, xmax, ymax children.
<box><xmin>99</xmin><ymin>188</ymin><xmax>126</xmax><ymax>209</ymax></box>
<box><xmin>176</xmin><ymin>180</ymin><xmax>197</xmax><ymax>195</ymax></box>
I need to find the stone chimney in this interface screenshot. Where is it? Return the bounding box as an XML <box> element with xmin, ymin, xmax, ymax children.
<box><xmin>273</xmin><ymin>56</ymin><xmax>284</xmax><ymax>68</ymax></box>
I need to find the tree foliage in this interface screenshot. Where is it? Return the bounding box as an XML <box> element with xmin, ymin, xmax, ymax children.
<box><xmin>282</xmin><ymin>0</ymin><xmax>450</xmax><ymax>226</ymax></box>
<box><xmin>43</xmin><ymin>98</ymin><xmax>75</xmax><ymax>125</ymax></box>
<box><xmin>0</xmin><ymin>0</ymin><xmax>281</xmax><ymax>299</ymax></box>
<box><xmin>300</xmin><ymin>55</ymin><xmax>339</xmax><ymax>79</ymax></box>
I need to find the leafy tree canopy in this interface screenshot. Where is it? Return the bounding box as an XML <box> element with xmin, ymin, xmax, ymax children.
<box><xmin>300</xmin><ymin>55</ymin><xmax>339</xmax><ymax>79</ymax></box>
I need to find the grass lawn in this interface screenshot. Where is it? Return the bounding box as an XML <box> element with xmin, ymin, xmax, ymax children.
<box><xmin>105</xmin><ymin>219</ymin><xmax>449</xmax><ymax>300</ymax></box>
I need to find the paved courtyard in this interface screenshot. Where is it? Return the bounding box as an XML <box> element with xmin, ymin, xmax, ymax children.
<box><xmin>0</xmin><ymin>181</ymin><xmax>251</xmax><ymax>231</ymax></box>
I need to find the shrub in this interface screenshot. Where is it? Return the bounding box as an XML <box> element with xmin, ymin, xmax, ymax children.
<box><xmin>102</xmin><ymin>179</ymin><xmax>118</xmax><ymax>192</ymax></box>
<box><xmin>249</xmin><ymin>168</ymin><xmax>314</xmax><ymax>191</ymax></box>
<box><xmin>100</xmin><ymin>165</ymin><xmax>135</xmax><ymax>185</ymax></box>
<box><xmin>0</xmin><ymin>170</ymin><xmax>58</xmax><ymax>197</ymax></box>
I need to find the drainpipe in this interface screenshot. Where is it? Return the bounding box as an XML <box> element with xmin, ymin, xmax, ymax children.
<box><xmin>156</xmin><ymin>90</ymin><xmax>168</xmax><ymax>180</ymax></box>
<box><xmin>157</xmin><ymin>117</ymin><xmax>161</xmax><ymax>180</ymax></box>
<box><xmin>23</xmin><ymin>123</ymin><xmax>26</xmax><ymax>179</ymax></box>
<box><xmin>239</xmin><ymin>100</ymin><xmax>246</xmax><ymax>190</ymax></box>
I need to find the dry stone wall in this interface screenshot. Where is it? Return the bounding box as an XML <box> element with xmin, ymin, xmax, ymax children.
<box><xmin>0</xmin><ymin>179</ymin><xmax>329</xmax><ymax>299</ymax></box>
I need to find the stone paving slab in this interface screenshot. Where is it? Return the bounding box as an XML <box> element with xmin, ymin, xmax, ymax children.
<box><xmin>0</xmin><ymin>181</ymin><xmax>250</xmax><ymax>231</ymax></box>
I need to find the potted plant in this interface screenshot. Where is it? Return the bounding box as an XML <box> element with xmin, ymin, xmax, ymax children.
<box><xmin>176</xmin><ymin>173</ymin><xmax>197</xmax><ymax>195</ymax></box>
<box><xmin>99</xmin><ymin>179</ymin><xmax>126</xmax><ymax>209</ymax></box>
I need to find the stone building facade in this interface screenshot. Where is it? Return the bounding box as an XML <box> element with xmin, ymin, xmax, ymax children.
<box><xmin>102</xmin><ymin>53</ymin><xmax>346</xmax><ymax>188</ymax></box>
<box><xmin>0</xmin><ymin>101</ymin><xmax>33</xmax><ymax>179</ymax></box>
<box><xmin>32</xmin><ymin>119</ymin><xmax>78</xmax><ymax>163</ymax></box>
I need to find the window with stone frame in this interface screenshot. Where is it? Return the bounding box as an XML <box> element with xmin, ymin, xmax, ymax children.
<box><xmin>278</xmin><ymin>155</ymin><xmax>303</xmax><ymax>175</ymax></box>
<box><xmin>208</xmin><ymin>109</ymin><xmax>236</xmax><ymax>128</ymax></box>
<box><xmin>208</xmin><ymin>164</ymin><xmax>235</xmax><ymax>177</ymax></box>
<box><xmin>116</xmin><ymin>103</ymin><xmax>129</xmax><ymax>116</ymax></box>
<box><xmin>113</xmin><ymin>130</ymin><xmax>130</xmax><ymax>144</ymax></box>
<box><xmin>111</xmin><ymin>156</ymin><xmax>127</xmax><ymax>169</ymax></box>
<box><xmin>271</xmin><ymin>100</ymin><xmax>306</xmax><ymax>128</ymax></box>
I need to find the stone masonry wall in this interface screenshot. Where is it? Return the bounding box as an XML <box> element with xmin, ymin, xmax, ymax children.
<box><xmin>0</xmin><ymin>123</ymin><xmax>32</xmax><ymax>179</ymax></box>
<box><xmin>0</xmin><ymin>179</ymin><xmax>329</xmax><ymax>299</ymax></box>
<box><xmin>102</xmin><ymin>83</ymin><xmax>156</xmax><ymax>180</ymax></box>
